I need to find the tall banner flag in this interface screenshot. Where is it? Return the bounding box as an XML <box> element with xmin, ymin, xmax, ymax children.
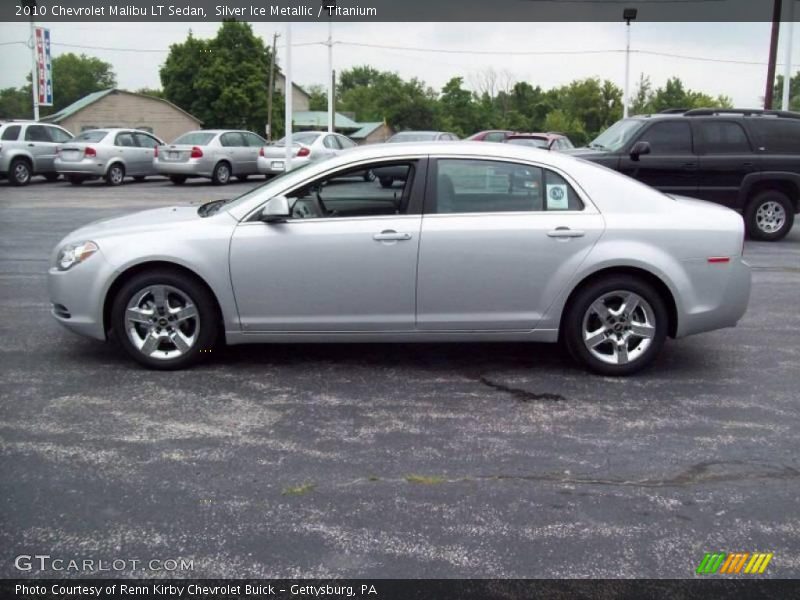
<box><xmin>35</xmin><ymin>27</ymin><xmax>53</xmax><ymax>106</ymax></box>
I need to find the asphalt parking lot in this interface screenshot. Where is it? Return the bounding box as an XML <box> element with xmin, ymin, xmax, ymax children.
<box><xmin>1</xmin><ymin>175</ymin><xmax>799</xmax><ymax>579</ymax></box>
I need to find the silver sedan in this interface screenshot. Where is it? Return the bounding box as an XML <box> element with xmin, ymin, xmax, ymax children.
<box><xmin>54</xmin><ymin>129</ymin><xmax>164</xmax><ymax>186</ymax></box>
<box><xmin>154</xmin><ymin>129</ymin><xmax>267</xmax><ymax>185</ymax></box>
<box><xmin>48</xmin><ymin>142</ymin><xmax>751</xmax><ymax>375</ymax></box>
<box><xmin>257</xmin><ymin>131</ymin><xmax>358</xmax><ymax>175</ymax></box>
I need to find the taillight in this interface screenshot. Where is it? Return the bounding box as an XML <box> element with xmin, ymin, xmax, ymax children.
<box><xmin>259</xmin><ymin>147</ymin><xmax>264</xmax><ymax>157</ymax></box>
<box><xmin>190</xmin><ymin>146</ymin><xmax>203</xmax><ymax>158</ymax></box>
<box><xmin>296</xmin><ymin>146</ymin><xmax>310</xmax><ymax>157</ymax></box>
<box><xmin>84</xmin><ymin>147</ymin><xmax>96</xmax><ymax>158</ymax></box>
<box><xmin>154</xmin><ymin>145</ymin><xmax>159</xmax><ymax>157</ymax></box>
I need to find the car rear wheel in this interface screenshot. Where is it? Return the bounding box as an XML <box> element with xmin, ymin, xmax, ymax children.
<box><xmin>170</xmin><ymin>176</ymin><xmax>186</xmax><ymax>185</ymax></box>
<box><xmin>379</xmin><ymin>177</ymin><xmax>393</xmax><ymax>188</ymax></box>
<box><xmin>106</xmin><ymin>163</ymin><xmax>125</xmax><ymax>186</ymax></box>
<box><xmin>745</xmin><ymin>190</ymin><xmax>794</xmax><ymax>241</ymax></box>
<box><xmin>111</xmin><ymin>270</ymin><xmax>218</xmax><ymax>370</ymax></box>
<box><xmin>212</xmin><ymin>162</ymin><xmax>231</xmax><ymax>185</ymax></box>
<box><xmin>9</xmin><ymin>158</ymin><xmax>31</xmax><ymax>186</ymax></box>
<box><xmin>564</xmin><ymin>275</ymin><xmax>668</xmax><ymax>376</ymax></box>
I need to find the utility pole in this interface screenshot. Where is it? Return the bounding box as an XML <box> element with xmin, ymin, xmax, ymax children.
<box><xmin>266</xmin><ymin>32</ymin><xmax>279</xmax><ymax>142</ymax></box>
<box><xmin>332</xmin><ymin>69</ymin><xmax>336</xmax><ymax>123</ymax></box>
<box><xmin>622</xmin><ymin>8</ymin><xmax>637</xmax><ymax>118</ymax></box>
<box><xmin>327</xmin><ymin>21</ymin><xmax>334</xmax><ymax>133</ymax></box>
<box><xmin>765</xmin><ymin>0</ymin><xmax>783</xmax><ymax>109</ymax></box>
<box><xmin>781</xmin><ymin>1</ymin><xmax>795</xmax><ymax>110</ymax></box>
<box><xmin>284</xmin><ymin>23</ymin><xmax>293</xmax><ymax>172</ymax></box>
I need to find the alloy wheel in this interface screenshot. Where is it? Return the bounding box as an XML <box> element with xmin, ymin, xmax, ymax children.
<box><xmin>755</xmin><ymin>200</ymin><xmax>786</xmax><ymax>234</ymax></box>
<box><xmin>14</xmin><ymin>162</ymin><xmax>30</xmax><ymax>184</ymax></box>
<box><xmin>581</xmin><ymin>290</ymin><xmax>656</xmax><ymax>365</ymax></box>
<box><xmin>125</xmin><ymin>285</ymin><xmax>199</xmax><ymax>360</ymax></box>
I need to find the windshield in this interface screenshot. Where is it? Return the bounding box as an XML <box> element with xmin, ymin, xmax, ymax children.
<box><xmin>172</xmin><ymin>132</ymin><xmax>215</xmax><ymax>145</ymax></box>
<box><xmin>73</xmin><ymin>130</ymin><xmax>109</xmax><ymax>143</ymax></box>
<box><xmin>388</xmin><ymin>132</ymin><xmax>437</xmax><ymax>142</ymax></box>
<box><xmin>589</xmin><ymin>119</ymin><xmax>644</xmax><ymax>152</ymax></box>
<box><xmin>221</xmin><ymin>162</ymin><xmax>313</xmax><ymax>212</ymax></box>
<box><xmin>275</xmin><ymin>132</ymin><xmax>320</xmax><ymax>145</ymax></box>
<box><xmin>506</xmin><ymin>138</ymin><xmax>548</xmax><ymax>149</ymax></box>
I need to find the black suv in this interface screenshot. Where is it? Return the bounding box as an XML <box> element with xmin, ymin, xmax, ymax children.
<box><xmin>570</xmin><ymin>108</ymin><xmax>800</xmax><ymax>241</ymax></box>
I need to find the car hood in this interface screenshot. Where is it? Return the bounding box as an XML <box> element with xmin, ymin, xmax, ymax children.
<box><xmin>62</xmin><ymin>206</ymin><xmax>206</xmax><ymax>242</ymax></box>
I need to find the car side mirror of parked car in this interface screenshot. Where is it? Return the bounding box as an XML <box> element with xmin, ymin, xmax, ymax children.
<box><xmin>629</xmin><ymin>141</ymin><xmax>651</xmax><ymax>161</ymax></box>
<box><xmin>260</xmin><ymin>196</ymin><xmax>291</xmax><ymax>223</ymax></box>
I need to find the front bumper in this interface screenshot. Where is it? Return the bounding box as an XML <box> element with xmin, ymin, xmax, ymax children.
<box><xmin>47</xmin><ymin>251</ymin><xmax>117</xmax><ymax>341</ymax></box>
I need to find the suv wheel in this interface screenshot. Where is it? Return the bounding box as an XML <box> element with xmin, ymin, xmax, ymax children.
<box><xmin>10</xmin><ymin>158</ymin><xmax>32</xmax><ymax>186</ymax></box>
<box><xmin>746</xmin><ymin>190</ymin><xmax>794</xmax><ymax>241</ymax></box>
<box><xmin>106</xmin><ymin>163</ymin><xmax>125</xmax><ymax>186</ymax></box>
<box><xmin>111</xmin><ymin>270</ymin><xmax>218</xmax><ymax>370</ymax></box>
<box><xmin>563</xmin><ymin>275</ymin><xmax>668</xmax><ymax>376</ymax></box>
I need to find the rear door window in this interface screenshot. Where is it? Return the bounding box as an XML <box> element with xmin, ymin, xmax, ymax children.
<box><xmin>323</xmin><ymin>135</ymin><xmax>341</xmax><ymax>149</ymax></box>
<box><xmin>47</xmin><ymin>126</ymin><xmax>72</xmax><ymax>143</ymax></box>
<box><xmin>115</xmin><ymin>132</ymin><xmax>137</xmax><ymax>147</ymax></box>
<box><xmin>24</xmin><ymin>125</ymin><xmax>51</xmax><ymax>142</ymax></box>
<box><xmin>220</xmin><ymin>132</ymin><xmax>246</xmax><ymax>147</ymax></box>
<box><xmin>636</xmin><ymin>121</ymin><xmax>693</xmax><ymax>154</ymax></box>
<box><xmin>134</xmin><ymin>133</ymin><xmax>159</xmax><ymax>148</ymax></box>
<box><xmin>1</xmin><ymin>125</ymin><xmax>21</xmax><ymax>141</ymax></box>
<box><xmin>243</xmin><ymin>132</ymin><xmax>266</xmax><ymax>147</ymax></box>
<box><xmin>751</xmin><ymin>119</ymin><xmax>800</xmax><ymax>153</ymax></box>
<box><xmin>698</xmin><ymin>121</ymin><xmax>751</xmax><ymax>153</ymax></box>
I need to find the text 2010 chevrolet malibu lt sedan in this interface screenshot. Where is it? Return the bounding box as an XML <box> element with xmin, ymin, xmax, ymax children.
<box><xmin>48</xmin><ymin>142</ymin><xmax>751</xmax><ymax>375</ymax></box>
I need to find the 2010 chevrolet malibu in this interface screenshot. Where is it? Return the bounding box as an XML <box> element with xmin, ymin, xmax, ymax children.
<box><xmin>48</xmin><ymin>142</ymin><xmax>751</xmax><ymax>375</ymax></box>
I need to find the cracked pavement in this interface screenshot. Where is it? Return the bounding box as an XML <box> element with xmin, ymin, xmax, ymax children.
<box><xmin>1</xmin><ymin>177</ymin><xmax>799</xmax><ymax>578</ymax></box>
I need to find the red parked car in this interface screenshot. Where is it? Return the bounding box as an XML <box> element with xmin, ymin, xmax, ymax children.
<box><xmin>466</xmin><ymin>130</ymin><xmax>515</xmax><ymax>142</ymax></box>
<box><xmin>504</xmin><ymin>132</ymin><xmax>574</xmax><ymax>151</ymax></box>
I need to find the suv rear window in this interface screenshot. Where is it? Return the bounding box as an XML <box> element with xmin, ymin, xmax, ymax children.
<box><xmin>752</xmin><ymin>119</ymin><xmax>800</xmax><ymax>153</ymax></box>
<box><xmin>1</xmin><ymin>125</ymin><xmax>21</xmax><ymax>141</ymax></box>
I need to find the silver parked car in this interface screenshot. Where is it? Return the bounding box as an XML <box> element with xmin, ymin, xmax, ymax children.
<box><xmin>258</xmin><ymin>131</ymin><xmax>358</xmax><ymax>176</ymax></box>
<box><xmin>0</xmin><ymin>120</ymin><xmax>73</xmax><ymax>186</ymax></box>
<box><xmin>154</xmin><ymin>129</ymin><xmax>267</xmax><ymax>185</ymax></box>
<box><xmin>48</xmin><ymin>142</ymin><xmax>751</xmax><ymax>375</ymax></box>
<box><xmin>54</xmin><ymin>128</ymin><xmax>164</xmax><ymax>186</ymax></box>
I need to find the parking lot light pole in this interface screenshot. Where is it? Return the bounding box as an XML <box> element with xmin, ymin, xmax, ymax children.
<box><xmin>327</xmin><ymin>21</ymin><xmax>334</xmax><ymax>133</ymax></box>
<box><xmin>622</xmin><ymin>8</ymin><xmax>637</xmax><ymax>118</ymax></box>
<box><xmin>285</xmin><ymin>22</ymin><xmax>293</xmax><ymax>171</ymax></box>
<box><xmin>781</xmin><ymin>1</ymin><xmax>795</xmax><ymax>110</ymax></box>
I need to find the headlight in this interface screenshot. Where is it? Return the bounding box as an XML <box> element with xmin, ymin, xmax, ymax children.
<box><xmin>56</xmin><ymin>241</ymin><xmax>98</xmax><ymax>271</ymax></box>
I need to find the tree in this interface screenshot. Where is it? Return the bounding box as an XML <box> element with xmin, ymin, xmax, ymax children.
<box><xmin>136</xmin><ymin>87</ymin><xmax>165</xmax><ymax>99</ymax></box>
<box><xmin>0</xmin><ymin>87</ymin><xmax>31</xmax><ymax>119</ymax></box>
<box><xmin>160</xmin><ymin>21</ymin><xmax>282</xmax><ymax>135</ymax></box>
<box><xmin>437</xmin><ymin>77</ymin><xmax>478</xmax><ymax>136</ymax></box>
<box><xmin>771</xmin><ymin>71</ymin><xmax>800</xmax><ymax>110</ymax></box>
<box><xmin>46</xmin><ymin>53</ymin><xmax>116</xmax><ymax>113</ymax></box>
<box><xmin>305</xmin><ymin>84</ymin><xmax>328</xmax><ymax>111</ymax></box>
<box><xmin>630</xmin><ymin>74</ymin><xmax>654</xmax><ymax>115</ymax></box>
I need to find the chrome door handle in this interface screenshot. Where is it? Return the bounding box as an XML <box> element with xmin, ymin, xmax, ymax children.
<box><xmin>373</xmin><ymin>230</ymin><xmax>412</xmax><ymax>241</ymax></box>
<box><xmin>547</xmin><ymin>228</ymin><xmax>585</xmax><ymax>238</ymax></box>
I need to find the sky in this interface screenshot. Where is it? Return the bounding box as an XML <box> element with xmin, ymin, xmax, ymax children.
<box><xmin>1</xmin><ymin>21</ymin><xmax>799</xmax><ymax>107</ymax></box>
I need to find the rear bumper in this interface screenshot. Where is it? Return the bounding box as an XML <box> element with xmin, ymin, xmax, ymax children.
<box><xmin>54</xmin><ymin>157</ymin><xmax>106</xmax><ymax>177</ymax></box>
<box><xmin>257</xmin><ymin>155</ymin><xmax>311</xmax><ymax>174</ymax></box>
<box><xmin>675</xmin><ymin>257</ymin><xmax>751</xmax><ymax>338</ymax></box>
<box><xmin>155</xmin><ymin>160</ymin><xmax>212</xmax><ymax>178</ymax></box>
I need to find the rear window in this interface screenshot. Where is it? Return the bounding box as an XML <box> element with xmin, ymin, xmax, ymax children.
<box><xmin>173</xmin><ymin>132</ymin><xmax>216</xmax><ymax>145</ymax></box>
<box><xmin>507</xmin><ymin>138</ymin><xmax>549</xmax><ymax>149</ymax></box>
<box><xmin>751</xmin><ymin>119</ymin><xmax>800</xmax><ymax>154</ymax></box>
<box><xmin>276</xmin><ymin>132</ymin><xmax>320</xmax><ymax>145</ymax></box>
<box><xmin>1</xmin><ymin>125</ymin><xmax>21</xmax><ymax>141</ymax></box>
<box><xmin>74</xmin><ymin>130</ymin><xmax>108</xmax><ymax>143</ymax></box>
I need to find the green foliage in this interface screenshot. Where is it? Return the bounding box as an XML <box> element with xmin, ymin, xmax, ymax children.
<box><xmin>632</xmin><ymin>74</ymin><xmax>734</xmax><ymax>115</ymax></box>
<box><xmin>0</xmin><ymin>87</ymin><xmax>31</xmax><ymax>119</ymax></box>
<box><xmin>136</xmin><ymin>87</ymin><xmax>165</xmax><ymax>99</ymax></box>
<box><xmin>160</xmin><ymin>21</ymin><xmax>283</xmax><ymax>135</ymax></box>
<box><xmin>305</xmin><ymin>84</ymin><xmax>328</xmax><ymax>111</ymax></box>
<box><xmin>771</xmin><ymin>71</ymin><xmax>800</xmax><ymax>111</ymax></box>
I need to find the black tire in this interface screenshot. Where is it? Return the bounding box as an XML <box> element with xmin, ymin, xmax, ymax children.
<box><xmin>133</xmin><ymin>176</ymin><xmax>146</xmax><ymax>182</ymax></box>
<box><xmin>9</xmin><ymin>158</ymin><xmax>31</xmax><ymax>186</ymax></box>
<box><xmin>745</xmin><ymin>190</ymin><xmax>794</xmax><ymax>242</ymax></box>
<box><xmin>44</xmin><ymin>173</ymin><xmax>60</xmax><ymax>182</ymax></box>
<box><xmin>170</xmin><ymin>175</ymin><xmax>187</xmax><ymax>185</ymax></box>
<box><xmin>379</xmin><ymin>177</ymin><xmax>393</xmax><ymax>188</ymax></box>
<box><xmin>68</xmin><ymin>175</ymin><xmax>85</xmax><ymax>185</ymax></box>
<box><xmin>105</xmin><ymin>163</ymin><xmax>125</xmax><ymax>186</ymax></box>
<box><xmin>212</xmin><ymin>162</ymin><xmax>231</xmax><ymax>185</ymax></box>
<box><xmin>110</xmin><ymin>269</ymin><xmax>219</xmax><ymax>370</ymax></box>
<box><xmin>563</xmin><ymin>275</ymin><xmax>668</xmax><ymax>376</ymax></box>
<box><xmin>237</xmin><ymin>174</ymin><xmax>249</xmax><ymax>182</ymax></box>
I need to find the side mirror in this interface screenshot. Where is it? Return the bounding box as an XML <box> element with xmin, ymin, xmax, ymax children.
<box><xmin>629</xmin><ymin>141</ymin><xmax>651</xmax><ymax>161</ymax></box>
<box><xmin>260</xmin><ymin>196</ymin><xmax>290</xmax><ymax>223</ymax></box>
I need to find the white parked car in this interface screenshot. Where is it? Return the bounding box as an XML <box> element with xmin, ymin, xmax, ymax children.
<box><xmin>258</xmin><ymin>132</ymin><xmax>358</xmax><ymax>176</ymax></box>
<box><xmin>48</xmin><ymin>142</ymin><xmax>750</xmax><ymax>374</ymax></box>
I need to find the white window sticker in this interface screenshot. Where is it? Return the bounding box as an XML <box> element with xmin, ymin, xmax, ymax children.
<box><xmin>546</xmin><ymin>184</ymin><xmax>569</xmax><ymax>210</ymax></box>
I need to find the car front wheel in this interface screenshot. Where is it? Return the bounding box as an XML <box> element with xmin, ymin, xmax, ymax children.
<box><xmin>111</xmin><ymin>270</ymin><xmax>218</xmax><ymax>370</ymax></box>
<box><xmin>563</xmin><ymin>275</ymin><xmax>668</xmax><ymax>376</ymax></box>
<box><xmin>745</xmin><ymin>190</ymin><xmax>794</xmax><ymax>241</ymax></box>
<box><xmin>9</xmin><ymin>158</ymin><xmax>31</xmax><ymax>186</ymax></box>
